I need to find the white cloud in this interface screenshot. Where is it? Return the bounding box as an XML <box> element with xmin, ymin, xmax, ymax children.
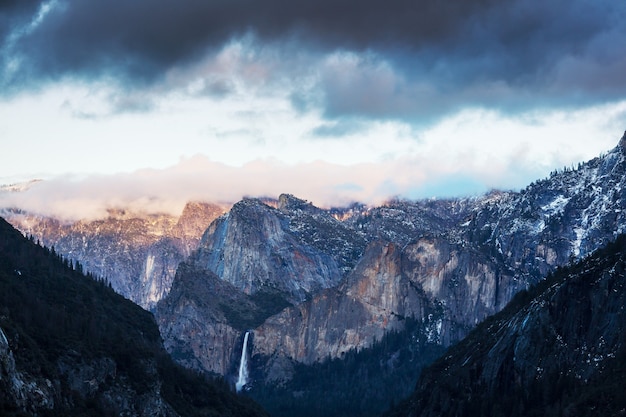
<box><xmin>1</xmin><ymin>34</ymin><xmax>625</xmax><ymax>222</ymax></box>
<box><xmin>2</xmin><ymin>98</ymin><xmax>624</xmax><ymax>222</ymax></box>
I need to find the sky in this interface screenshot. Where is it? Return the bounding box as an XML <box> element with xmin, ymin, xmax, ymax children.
<box><xmin>1</xmin><ymin>0</ymin><xmax>625</xmax><ymax>220</ymax></box>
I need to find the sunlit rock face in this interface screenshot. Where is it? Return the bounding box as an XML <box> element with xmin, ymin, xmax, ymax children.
<box><xmin>3</xmin><ymin>201</ymin><xmax>226</xmax><ymax>309</ymax></box>
<box><xmin>252</xmin><ymin>241</ymin><xmax>430</xmax><ymax>366</ymax></box>
<box><xmin>251</xmin><ymin>237</ymin><xmax>515</xmax><ymax>375</ymax></box>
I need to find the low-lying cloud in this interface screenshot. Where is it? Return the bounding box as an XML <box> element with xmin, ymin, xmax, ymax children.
<box><xmin>3</xmin><ymin>114</ymin><xmax>622</xmax><ymax>223</ymax></box>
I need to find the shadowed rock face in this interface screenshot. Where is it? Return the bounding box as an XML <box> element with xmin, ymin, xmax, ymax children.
<box><xmin>155</xmin><ymin>263</ymin><xmax>247</xmax><ymax>375</ymax></box>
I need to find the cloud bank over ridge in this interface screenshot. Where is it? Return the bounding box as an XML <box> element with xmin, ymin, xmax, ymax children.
<box><xmin>1</xmin><ymin>0</ymin><xmax>625</xmax><ymax>219</ymax></box>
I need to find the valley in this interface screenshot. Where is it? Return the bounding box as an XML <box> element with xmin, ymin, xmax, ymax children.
<box><xmin>2</xmin><ymin>132</ymin><xmax>626</xmax><ymax>416</ymax></box>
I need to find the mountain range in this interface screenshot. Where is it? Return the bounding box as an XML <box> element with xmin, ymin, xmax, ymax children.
<box><xmin>2</xmin><ymin>131</ymin><xmax>626</xmax><ymax>416</ymax></box>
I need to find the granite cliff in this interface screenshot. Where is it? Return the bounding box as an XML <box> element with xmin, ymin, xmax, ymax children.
<box><xmin>386</xmin><ymin>234</ymin><xmax>626</xmax><ymax>417</ymax></box>
<box><xmin>192</xmin><ymin>194</ymin><xmax>366</xmax><ymax>303</ymax></box>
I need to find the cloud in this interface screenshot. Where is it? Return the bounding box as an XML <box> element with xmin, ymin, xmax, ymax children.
<box><xmin>3</xmin><ymin>105</ymin><xmax>623</xmax><ymax>223</ymax></box>
<box><xmin>309</xmin><ymin>118</ymin><xmax>368</xmax><ymax>138</ymax></box>
<box><xmin>1</xmin><ymin>0</ymin><xmax>624</xmax><ymax>122</ymax></box>
<box><xmin>0</xmin><ymin>155</ymin><xmax>455</xmax><ymax>221</ymax></box>
<box><xmin>0</xmin><ymin>0</ymin><xmax>624</xmax><ymax>212</ymax></box>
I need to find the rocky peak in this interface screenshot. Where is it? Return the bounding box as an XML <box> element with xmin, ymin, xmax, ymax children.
<box><xmin>277</xmin><ymin>193</ymin><xmax>318</xmax><ymax>215</ymax></box>
<box><xmin>192</xmin><ymin>196</ymin><xmax>345</xmax><ymax>303</ymax></box>
<box><xmin>175</xmin><ymin>201</ymin><xmax>228</xmax><ymax>239</ymax></box>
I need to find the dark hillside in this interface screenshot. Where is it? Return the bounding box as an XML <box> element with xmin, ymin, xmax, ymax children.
<box><xmin>0</xmin><ymin>217</ymin><xmax>268</xmax><ymax>417</ymax></box>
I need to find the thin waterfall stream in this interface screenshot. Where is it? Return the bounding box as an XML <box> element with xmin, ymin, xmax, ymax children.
<box><xmin>235</xmin><ymin>331</ymin><xmax>250</xmax><ymax>392</ymax></box>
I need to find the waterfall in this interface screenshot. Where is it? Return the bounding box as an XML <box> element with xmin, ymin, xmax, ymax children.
<box><xmin>235</xmin><ymin>331</ymin><xmax>250</xmax><ymax>392</ymax></box>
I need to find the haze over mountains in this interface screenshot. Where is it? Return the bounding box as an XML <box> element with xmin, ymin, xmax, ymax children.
<box><xmin>2</xmin><ymin>132</ymin><xmax>626</xmax><ymax>415</ymax></box>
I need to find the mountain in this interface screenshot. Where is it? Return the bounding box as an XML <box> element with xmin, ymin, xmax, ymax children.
<box><xmin>192</xmin><ymin>194</ymin><xmax>367</xmax><ymax>304</ymax></box>
<box><xmin>3</xmin><ymin>201</ymin><xmax>227</xmax><ymax>309</ymax></box>
<box><xmin>0</xmin><ymin>217</ymin><xmax>268</xmax><ymax>417</ymax></box>
<box><xmin>385</xmin><ymin>233</ymin><xmax>626</xmax><ymax>417</ymax></box>
<box><xmin>5</xmin><ymin>132</ymin><xmax>626</xmax><ymax>415</ymax></box>
<box><xmin>155</xmin><ymin>133</ymin><xmax>626</xmax><ymax>416</ymax></box>
<box><xmin>155</xmin><ymin>194</ymin><xmax>366</xmax><ymax>376</ymax></box>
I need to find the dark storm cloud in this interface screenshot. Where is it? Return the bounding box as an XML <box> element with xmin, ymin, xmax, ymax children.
<box><xmin>3</xmin><ymin>0</ymin><xmax>496</xmax><ymax>76</ymax></box>
<box><xmin>2</xmin><ymin>0</ymin><xmax>625</xmax><ymax>118</ymax></box>
<box><xmin>0</xmin><ymin>0</ymin><xmax>40</xmax><ymax>35</ymax></box>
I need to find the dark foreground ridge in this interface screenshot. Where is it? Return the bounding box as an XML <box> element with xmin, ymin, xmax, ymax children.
<box><xmin>385</xmin><ymin>234</ymin><xmax>626</xmax><ymax>417</ymax></box>
<box><xmin>0</xmin><ymin>217</ymin><xmax>268</xmax><ymax>417</ymax></box>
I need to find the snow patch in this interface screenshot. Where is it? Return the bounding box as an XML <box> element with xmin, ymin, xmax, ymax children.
<box><xmin>144</xmin><ymin>254</ymin><xmax>155</xmax><ymax>281</ymax></box>
<box><xmin>541</xmin><ymin>195</ymin><xmax>570</xmax><ymax>216</ymax></box>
